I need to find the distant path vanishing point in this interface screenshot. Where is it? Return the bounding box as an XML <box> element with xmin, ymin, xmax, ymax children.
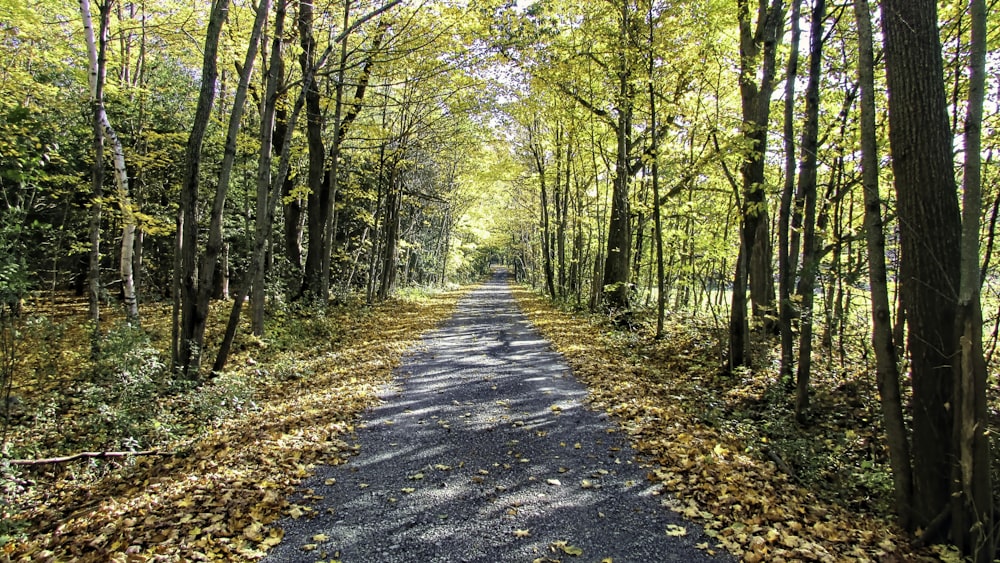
<box><xmin>265</xmin><ymin>270</ymin><xmax>730</xmax><ymax>563</ymax></box>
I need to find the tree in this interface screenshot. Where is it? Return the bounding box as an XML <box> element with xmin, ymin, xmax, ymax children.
<box><xmin>880</xmin><ymin>0</ymin><xmax>967</xmax><ymax>540</ymax></box>
<box><xmin>728</xmin><ymin>0</ymin><xmax>784</xmax><ymax>370</ymax></box>
<box><xmin>176</xmin><ymin>0</ymin><xmax>231</xmax><ymax>376</ymax></box>
<box><xmin>777</xmin><ymin>0</ymin><xmax>802</xmax><ymax>382</ymax></box>
<box><xmin>792</xmin><ymin>0</ymin><xmax>826</xmax><ymax>419</ymax></box>
<box><xmin>952</xmin><ymin>0</ymin><xmax>993</xmax><ymax>557</ymax></box>
<box><xmin>852</xmin><ymin>0</ymin><xmax>912</xmax><ymax>532</ymax></box>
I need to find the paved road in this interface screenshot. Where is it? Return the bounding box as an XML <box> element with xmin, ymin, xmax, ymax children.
<box><xmin>265</xmin><ymin>271</ymin><xmax>729</xmax><ymax>562</ymax></box>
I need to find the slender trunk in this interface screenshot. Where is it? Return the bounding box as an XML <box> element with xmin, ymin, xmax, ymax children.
<box><xmin>81</xmin><ymin>0</ymin><xmax>109</xmax><ymax>337</ymax></box>
<box><xmin>778</xmin><ymin>0</ymin><xmax>802</xmax><ymax>383</ymax></box>
<box><xmin>191</xmin><ymin>0</ymin><xmax>268</xmax><ymax>372</ymax></box>
<box><xmin>729</xmin><ymin>0</ymin><xmax>784</xmax><ymax>370</ymax></box>
<box><xmin>647</xmin><ymin>6</ymin><xmax>664</xmax><ymax>336</ymax></box>
<box><xmin>794</xmin><ymin>0</ymin><xmax>826</xmax><ymax>420</ymax></box>
<box><xmin>177</xmin><ymin>0</ymin><xmax>231</xmax><ymax>376</ymax></box>
<box><xmin>952</xmin><ymin>0</ymin><xmax>993</xmax><ymax>557</ymax></box>
<box><xmin>377</xmin><ymin>167</ymin><xmax>401</xmax><ymax>301</ymax></box>
<box><xmin>602</xmin><ymin>0</ymin><xmax>633</xmax><ymax>313</ymax></box>
<box><xmin>530</xmin><ymin>120</ymin><xmax>557</xmax><ymax>300</ymax></box>
<box><xmin>217</xmin><ymin>10</ymin><xmax>315</xmax><ymax>372</ymax></box>
<box><xmin>252</xmin><ymin>0</ymin><xmax>286</xmax><ymax>336</ymax></box>
<box><xmin>298</xmin><ymin>0</ymin><xmax>323</xmax><ymax>299</ymax></box>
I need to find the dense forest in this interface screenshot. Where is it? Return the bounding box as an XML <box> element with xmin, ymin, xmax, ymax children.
<box><xmin>2</xmin><ymin>0</ymin><xmax>1000</xmax><ymax>560</ymax></box>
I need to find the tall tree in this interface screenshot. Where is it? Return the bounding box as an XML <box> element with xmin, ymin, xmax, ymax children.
<box><xmin>526</xmin><ymin>117</ymin><xmax>557</xmax><ymax>300</ymax></box>
<box><xmin>728</xmin><ymin>0</ymin><xmax>784</xmax><ymax>370</ymax></box>
<box><xmin>601</xmin><ymin>0</ymin><xmax>637</xmax><ymax>313</ymax></box>
<box><xmin>80</xmin><ymin>0</ymin><xmax>110</xmax><ymax>333</ymax></box>
<box><xmin>881</xmin><ymin>0</ymin><xmax>962</xmax><ymax>537</ymax></box>
<box><xmin>176</xmin><ymin>0</ymin><xmax>231</xmax><ymax>376</ymax></box>
<box><xmin>777</xmin><ymin>0</ymin><xmax>802</xmax><ymax>382</ymax></box>
<box><xmin>189</xmin><ymin>0</ymin><xmax>270</xmax><ymax>374</ymax></box>
<box><xmin>952</xmin><ymin>0</ymin><xmax>993</xmax><ymax>557</ymax></box>
<box><xmin>792</xmin><ymin>0</ymin><xmax>825</xmax><ymax>419</ymax></box>
<box><xmin>251</xmin><ymin>0</ymin><xmax>287</xmax><ymax>336</ymax></box>
<box><xmin>853</xmin><ymin>0</ymin><xmax>912</xmax><ymax>532</ymax></box>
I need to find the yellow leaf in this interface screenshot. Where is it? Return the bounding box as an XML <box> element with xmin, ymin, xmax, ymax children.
<box><xmin>401</xmin><ymin>487</ymin><xmax>416</xmax><ymax>493</ymax></box>
<box><xmin>243</xmin><ymin>521</ymin><xmax>264</xmax><ymax>542</ymax></box>
<box><xmin>557</xmin><ymin>543</ymin><xmax>583</xmax><ymax>556</ymax></box>
<box><xmin>514</xmin><ymin>529</ymin><xmax>531</xmax><ymax>538</ymax></box>
<box><xmin>665</xmin><ymin>524</ymin><xmax>687</xmax><ymax>537</ymax></box>
<box><xmin>312</xmin><ymin>533</ymin><xmax>329</xmax><ymax>542</ymax></box>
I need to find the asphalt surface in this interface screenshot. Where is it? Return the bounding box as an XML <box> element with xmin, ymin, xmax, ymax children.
<box><xmin>264</xmin><ymin>271</ymin><xmax>731</xmax><ymax>562</ymax></box>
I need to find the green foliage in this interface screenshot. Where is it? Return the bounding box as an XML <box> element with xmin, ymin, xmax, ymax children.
<box><xmin>176</xmin><ymin>373</ymin><xmax>258</xmax><ymax>429</ymax></box>
<box><xmin>81</xmin><ymin>323</ymin><xmax>167</xmax><ymax>449</ymax></box>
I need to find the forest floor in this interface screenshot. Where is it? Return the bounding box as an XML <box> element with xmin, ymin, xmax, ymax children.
<box><xmin>2</xmin><ymin>275</ymin><xmax>949</xmax><ymax>562</ymax></box>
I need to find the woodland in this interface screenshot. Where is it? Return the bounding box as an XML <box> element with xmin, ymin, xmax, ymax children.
<box><xmin>1</xmin><ymin>0</ymin><xmax>999</xmax><ymax>561</ymax></box>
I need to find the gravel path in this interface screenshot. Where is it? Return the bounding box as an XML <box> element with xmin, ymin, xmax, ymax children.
<box><xmin>265</xmin><ymin>272</ymin><xmax>731</xmax><ymax>562</ymax></box>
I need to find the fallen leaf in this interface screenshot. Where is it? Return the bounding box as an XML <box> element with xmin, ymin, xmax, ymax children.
<box><xmin>666</xmin><ymin>524</ymin><xmax>687</xmax><ymax>537</ymax></box>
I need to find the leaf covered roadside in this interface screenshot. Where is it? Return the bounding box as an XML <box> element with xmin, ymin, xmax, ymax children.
<box><xmin>5</xmin><ymin>289</ymin><xmax>464</xmax><ymax>562</ymax></box>
<box><xmin>512</xmin><ymin>287</ymin><xmax>936</xmax><ymax>563</ymax></box>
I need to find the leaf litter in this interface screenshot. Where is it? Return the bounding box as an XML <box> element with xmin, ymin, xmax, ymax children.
<box><xmin>512</xmin><ymin>287</ymin><xmax>936</xmax><ymax>562</ymax></box>
<box><xmin>5</xmin><ymin>290</ymin><xmax>465</xmax><ymax>561</ymax></box>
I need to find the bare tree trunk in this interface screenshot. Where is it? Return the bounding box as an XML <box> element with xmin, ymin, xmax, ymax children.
<box><xmin>728</xmin><ymin>0</ymin><xmax>784</xmax><ymax>370</ymax></box>
<box><xmin>297</xmin><ymin>0</ymin><xmax>322</xmax><ymax>299</ymax></box>
<box><xmin>377</xmin><ymin>167</ymin><xmax>401</xmax><ymax>301</ymax></box>
<box><xmin>82</xmin><ymin>0</ymin><xmax>139</xmax><ymax>325</ymax></box>
<box><xmin>882</xmin><ymin>0</ymin><xmax>962</xmax><ymax>534</ymax></box>
<box><xmin>177</xmin><ymin>0</ymin><xmax>231</xmax><ymax>376</ymax></box>
<box><xmin>80</xmin><ymin>0</ymin><xmax>109</xmax><ymax>337</ymax></box>
<box><xmin>602</xmin><ymin>0</ymin><xmax>635</xmax><ymax>313</ymax></box>
<box><xmin>647</xmin><ymin>4</ymin><xmax>664</xmax><ymax>337</ymax></box>
<box><xmin>793</xmin><ymin>0</ymin><xmax>826</xmax><ymax>420</ymax></box>
<box><xmin>529</xmin><ymin>120</ymin><xmax>557</xmax><ymax>300</ymax></box>
<box><xmin>952</xmin><ymin>0</ymin><xmax>993</xmax><ymax>557</ymax></box>
<box><xmin>251</xmin><ymin>0</ymin><xmax>287</xmax><ymax>336</ymax></box>
<box><xmin>778</xmin><ymin>0</ymin><xmax>802</xmax><ymax>383</ymax></box>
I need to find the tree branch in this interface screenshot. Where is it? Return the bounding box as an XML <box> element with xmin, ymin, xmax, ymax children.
<box><xmin>8</xmin><ymin>450</ymin><xmax>175</xmax><ymax>466</ymax></box>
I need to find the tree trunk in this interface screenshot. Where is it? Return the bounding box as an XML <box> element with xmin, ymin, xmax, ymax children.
<box><xmin>80</xmin><ymin>0</ymin><xmax>110</xmax><ymax>336</ymax></box>
<box><xmin>881</xmin><ymin>0</ymin><xmax>962</xmax><ymax>534</ymax></box>
<box><xmin>252</xmin><ymin>0</ymin><xmax>286</xmax><ymax>336</ymax></box>
<box><xmin>952</xmin><ymin>0</ymin><xmax>993</xmax><ymax>557</ymax></box>
<box><xmin>728</xmin><ymin>0</ymin><xmax>784</xmax><ymax>370</ymax></box>
<box><xmin>177</xmin><ymin>0</ymin><xmax>231</xmax><ymax>376</ymax></box>
<box><xmin>377</xmin><ymin>168</ymin><xmax>401</xmax><ymax>301</ymax></box>
<box><xmin>216</xmin><ymin>8</ymin><xmax>315</xmax><ymax>372</ymax></box>
<box><xmin>188</xmin><ymin>0</ymin><xmax>267</xmax><ymax>375</ymax></box>
<box><xmin>601</xmin><ymin>0</ymin><xmax>634</xmax><ymax>313</ymax></box>
<box><xmin>530</xmin><ymin>120</ymin><xmax>557</xmax><ymax>300</ymax></box>
<box><xmin>793</xmin><ymin>0</ymin><xmax>826</xmax><ymax>420</ymax></box>
<box><xmin>297</xmin><ymin>0</ymin><xmax>323</xmax><ymax>300</ymax></box>
<box><xmin>778</xmin><ymin>0</ymin><xmax>802</xmax><ymax>383</ymax></box>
